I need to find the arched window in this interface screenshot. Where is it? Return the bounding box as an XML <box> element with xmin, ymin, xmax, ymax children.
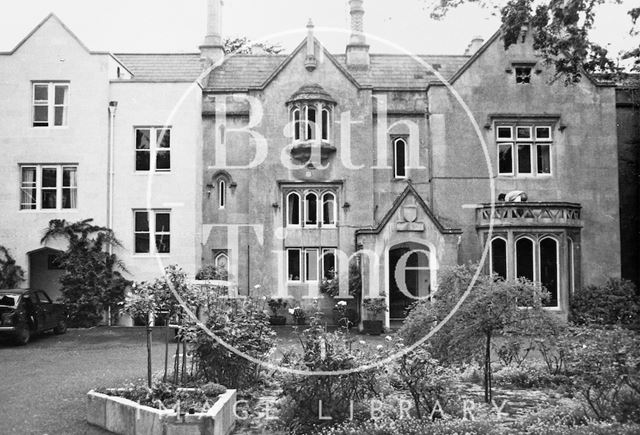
<box><xmin>215</xmin><ymin>252</ymin><xmax>229</xmax><ymax>270</ymax></box>
<box><xmin>218</xmin><ymin>179</ymin><xmax>226</xmax><ymax>209</ymax></box>
<box><xmin>394</xmin><ymin>137</ymin><xmax>407</xmax><ymax>178</ymax></box>
<box><xmin>321</xmin><ymin>108</ymin><xmax>330</xmax><ymax>141</ymax></box>
<box><xmin>490</xmin><ymin>237</ymin><xmax>507</xmax><ymax>279</ymax></box>
<box><xmin>292</xmin><ymin>107</ymin><xmax>301</xmax><ymax>141</ymax></box>
<box><xmin>322</xmin><ymin>192</ymin><xmax>336</xmax><ymax>225</ymax></box>
<box><xmin>287</xmin><ymin>192</ymin><xmax>301</xmax><ymax>226</ymax></box>
<box><xmin>305</xmin><ymin>192</ymin><xmax>318</xmax><ymax>225</ymax></box>
<box><xmin>515</xmin><ymin>237</ymin><xmax>535</xmax><ymax>281</ymax></box>
<box><xmin>539</xmin><ymin>237</ymin><xmax>559</xmax><ymax>307</ymax></box>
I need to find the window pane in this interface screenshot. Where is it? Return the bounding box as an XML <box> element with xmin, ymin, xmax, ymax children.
<box><xmin>62</xmin><ymin>168</ymin><xmax>77</xmax><ymax>187</ymax></box>
<box><xmin>155</xmin><ymin>234</ymin><xmax>170</xmax><ymax>253</ymax></box>
<box><xmin>62</xmin><ymin>188</ymin><xmax>77</xmax><ymax>209</ymax></box>
<box><xmin>157</xmin><ymin>129</ymin><xmax>170</xmax><ymax>148</ymax></box>
<box><xmin>288</xmin><ymin>249</ymin><xmax>300</xmax><ymax>281</ymax></box>
<box><xmin>218</xmin><ymin>180</ymin><xmax>226</xmax><ymax>208</ymax></box>
<box><xmin>42</xmin><ymin>168</ymin><xmax>57</xmax><ymax>187</ymax></box>
<box><xmin>41</xmin><ymin>190</ymin><xmax>56</xmax><ymax>209</ymax></box>
<box><xmin>395</xmin><ymin>139</ymin><xmax>406</xmax><ymax>177</ymax></box>
<box><xmin>322</xmin><ymin>193</ymin><xmax>335</xmax><ymax>225</ymax></box>
<box><xmin>54</xmin><ymin>85</ymin><xmax>68</xmax><ymax>105</ymax></box>
<box><xmin>535</xmin><ymin>126</ymin><xmax>551</xmax><ymax>140</ymax></box>
<box><xmin>491</xmin><ymin>238</ymin><xmax>507</xmax><ymax>279</ymax></box>
<box><xmin>498</xmin><ymin>144</ymin><xmax>513</xmax><ymax>174</ymax></box>
<box><xmin>136</xmin><ymin>151</ymin><xmax>150</xmax><ymax>171</ymax></box>
<box><xmin>540</xmin><ymin>238</ymin><xmax>558</xmax><ymax>307</ymax></box>
<box><xmin>321</xmin><ymin>109</ymin><xmax>329</xmax><ymax>141</ymax></box>
<box><xmin>537</xmin><ymin>144</ymin><xmax>551</xmax><ymax>174</ymax></box>
<box><xmin>34</xmin><ymin>106</ymin><xmax>48</xmax><ymax>125</ymax></box>
<box><xmin>305</xmin><ymin>249</ymin><xmax>318</xmax><ymax>281</ymax></box>
<box><xmin>293</xmin><ymin>109</ymin><xmax>300</xmax><ymax>141</ymax></box>
<box><xmin>322</xmin><ymin>250</ymin><xmax>336</xmax><ymax>279</ymax></box>
<box><xmin>517</xmin><ymin>144</ymin><xmax>532</xmax><ymax>174</ymax></box>
<box><xmin>34</xmin><ymin>85</ymin><xmax>48</xmax><ymax>102</ymax></box>
<box><xmin>516</xmin><ymin>238</ymin><xmax>534</xmax><ymax>281</ymax></box>
<box><xmin>20</xmin><ymin>167</ymin><xmax>37</xmax><ymax>209</ymax></box>
<box><xmin>516</xmin><ymin>127</ymin><xmax>532</xmax><ymax>140</ymax></box>
<box><xmin>497</xmin><ymin>126</ymin><xmax>512</xmax><ymax>140</ymax></box>
<box><xmin>54</xmin><ymin>106</ymin><xmax>67</xmax><ymax>126</ymax></box>
<box><xmin>136</xmin><ymin>129</ymin><xmax>150</xmax><ymax>149</ymax></box>
<box><xmin>287</xmin><ymin>193</ymin><xmax>300</xmax><ymax>225</ymax></box>
<box><xmin>305</xmin><ymin>193</ymin><xmax>317</xmax><ymax>225</ymax></box>
<box><xmin>135</xmin><ymin>212</ymin><xmax>149</xmax><ymax>232</ymax></box>
<box><xmin>135</xmin><ymin>234</ymin><xmax>150</xmax><ymax>253</ymax></box>
<box><xmin>306</xmin><ymin>107</ymin><xmax>316</xmax><ymax>140</ymax></box>
<box><xmin>156</xmin><ymin>150</ymin><xmax>170</xmax><ymax>171</ymax></box>
<box><xmin>155</xmin><ymin>213</ymin><xmax>170</xmax><ymax>232</ymax></box>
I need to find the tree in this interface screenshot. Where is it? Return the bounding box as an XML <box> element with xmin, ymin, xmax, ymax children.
<box><xmin>0</xmin><ymin>246</ymin><xmax>25</xmax><ymax>289</ymax></box>
<box><xmin>399</xmin><ymin>264</ymin><xmax>555</xmax><ymax>402</ymax></box>
<box><xmin>426</xmin><ymin>0</ymin><xmax>640</xmax><ymax>83</ymax></box>
<box><xmin>223</xmin><ymin>36</ymin><xmax>283</xmax><ymax>55</ymax></box>
<box><xmin>40</xmin><ymin>219</ymin><xmax>130</xmax><ymax>327</ymax></box>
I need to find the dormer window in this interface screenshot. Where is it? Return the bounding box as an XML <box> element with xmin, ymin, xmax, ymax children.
<box><xmin>515</xmin><ymin>66</ymin><xmax>532</xmax><ymax>84</ymax></box>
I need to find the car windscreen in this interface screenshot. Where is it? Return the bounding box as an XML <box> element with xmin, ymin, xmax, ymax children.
<box><xmin>0</xmin><ymin>294</ymin><xmax>19</xmax><ymax>309</ymax></box>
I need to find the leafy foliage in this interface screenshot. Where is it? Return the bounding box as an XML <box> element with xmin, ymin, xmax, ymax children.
<box><xmin>0</xmin><ymin>246</ymin><xmax>25</xmax><ymax>289</ymax></box>
<box><xmin>223</xmin><ymin>37</ymin><xmax>283</xmax><ymax>55</ymax></box>
<box><xmin>399</xmin><ymin>264</ymin><xmax>555</xmax><ymax>402</ymax></box>
<box><xmin>362</xmin><ymin>298</ymin><xmax>387</xmax><ymax>319</ymax></box>
<box><xmin>570</xmin><ymin>278</ymin><xmax>640</xmax><ymax>330</ymax></box>
<box><xmin>320</xmin><ymin>260</ymin><xmax>363</xmax><ymax>299</ymax></box>
<box><xmin>41</xmin><ymin>219</ymin><xmax>129</xmax><ymax>327</ymax></box>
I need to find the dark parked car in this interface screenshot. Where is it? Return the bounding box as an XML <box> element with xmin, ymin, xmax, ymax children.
<box><xmin>0</xmin><ymin>289</ymin><xmax>67</xmax><ymax>345</ymax></box>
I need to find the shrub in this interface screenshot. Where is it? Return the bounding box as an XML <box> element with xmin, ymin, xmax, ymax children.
<box><xmin>495</xmin><ymin>338</ymin><xmax>533</xmax><ymax>367</ymax></box>
<box><xmin>563</xmin><ymin>326</ymin><xmax>640</xmax><ymax>423</ymax></box>
<box><xmin>0</xmin><ymin>246</ymin><xmax>25</xmax><ymax>289</ymax></box>
<box><xmin>313</xmin><ymin>418</ymin><xmax>507</xmax><ymax>435</ymax></box>
<box><xmin>188</xmin><ymin>297</ymin><xmax>276</xmax><ymax>390</ymax></box>
<box><xmin>570</xmin><ymin>278</ymin><xmax>640</xmax><ymax>330</ymax></box>
<box><xmin>278</xmin><ymin>305</ymin><xmax>384</xmax><ymax>433</ymax></box>
<box><xmin>493</xmin><ymin>363</ymin><xmax>564</xmax><ymax>388</ymax></box>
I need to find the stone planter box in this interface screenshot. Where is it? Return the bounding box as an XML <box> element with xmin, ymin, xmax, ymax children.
<box><xmin>87</xmin><ymin>388</ymin><xmax>236</xmax><ymax>435</ymax></box>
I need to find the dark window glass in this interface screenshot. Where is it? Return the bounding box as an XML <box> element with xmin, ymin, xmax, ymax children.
<box><xmin>287</xmin><ymin>193</ymin><xmax>300</xmax><ymax>225</ymax></box>
<box><xmin>517</xmin><ymin>144</ymin><xmax>532</xmax><ymax>174</ymax></box>
<box><xmin>516</xmin><ymin>238</ymin><xmax>534</xmax><ymax>281</ymax></box>
<box><xmin>322</xmin><ymin>250</ymin><xmax>336</xmax><ymax>279</ymax></box>
<box><xmin>540</xmin><ymin>238</ymin><xmax>558</xmax><ymax>307</ymax></box>
<box><xmin>498</xmin><ymin>144</ymin><xmax>513</xmax><ymax>174</ymax></box>
<box><xmin>537</xmin><ymin>144</ymin><xmax>551</xmax><ymax>174</ymax></box>
<box><xmin>136</xmin><ymin>129</ymin><xmax>151</xmax><ymax>171</ymax></box>
<box><xmin>491</xmin><ymin>238</ymin><xmax>507</xmax><ymax>279</ymax></box>
<box><xmin>321</xmin><ymin>109</ymin><xmax>329</xmax><ymax>141</ymax></box>
<box><xmin>135</xmin><ymin>234</ymin><xmax>150</xmax><ymax>253</ymax></box>
<box><xmin>155</xmin><ymin>234</ymin><xmax>170</xmax><ymax>253</ymax></box>
<box><xmin>497</xmin><ymin>126</ymin><xmax>512</xmax><ymax>139</ymax></box>
<box><xmin>288</xmin><ymin>249</ymin><xmax>301</xmax><ymax>281</ymax></box>
<box><xmin>41</xmin><ymin>168</ymin><xmax>57</xmax><ymax>209</ymax></box>
<box><xmin>135</xmin><ymin>212</ymin><xmax>149</xmax><ymax>232</ymax></box>
<box><xmin>155</xmin><ymin>213</ymin><xmax>170</xmax><ymax>233</ymax></box>
<box><xmin>306</xmin><ymin>107</ymin><xmax>316</xmax><ymax>140</ymax></box>
<box><xmin>322</xmin><ymin>193</ymin><xmax>335</xmax><ymax>225</ymax></box>
<box><xmin>395</xmin><ymin>138</ymin><xmax>406</xmax><ymax>177</ymax></box>
<box><xmin>156</xmin><ymin>151</ymin><xmax>170</xmax><ymax>171</ymax></box>
<box><xmin>305</xmin><ymin>193</ymin><xmax>317</xmax><ymax>225</ymax></box>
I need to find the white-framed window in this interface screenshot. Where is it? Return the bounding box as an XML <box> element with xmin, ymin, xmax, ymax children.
<box><xmin>285</xmin><ymin>188</ymin><xmax>339</xmax><ymax>228</ymax></box>
<box><xmin>290</xmin><ymin>103</ymin><xmax>332</xmax><ymax>142</ymax></box>
<box><xmin>496</xmin><ymin>123</ymin><xmax>552</xmax><ymax>177</ymax></box>
<box><xmin>287</xmin><ymin>192</ymin><xmax>301</xmax><ymax>226</ymax></box>
<box><xmin>20</xmin><ymin>164</ymin><xmax>77</xmax><ymax>210</ymax></box>
<box><xmin>287</xmin><ymin>247</ymin><xmax>337</xmax><ymax>282</ymax></box>
<box><xmin>134</xmin><ymin>210</ymin><xmax>171</xmax><ymax>254</ymax></box>
<box><xmin>393</xmin><ymin>137</ymin><xmax>408</xmax><ymax>178</ymax></box>
<box><xmin>33</xmin><ymin>82</ymin><xmax>69</xmax><ymax>127</ymax></box>
<box><xmin>218</xmin><ymin>179</ymin><xmax>226</xmax><ymax>209</ymax></box>
<box><xmin>135</xmin><ymin>127</ymin><xmax>171</xmax><ymax>172</ymax></box>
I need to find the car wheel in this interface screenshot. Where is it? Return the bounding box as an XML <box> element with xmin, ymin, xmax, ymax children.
<box><xmin>53</xmin><ymin>320</ymin><xmax>67</xmax><ymax>335</ymax></box>
<box><xmin>14</xmin><ymin>327</ymin><xmax>30</xmax><ymax>345</ymax></box>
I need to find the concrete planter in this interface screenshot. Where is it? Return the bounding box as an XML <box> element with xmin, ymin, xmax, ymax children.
<box><xmin>87</xmin><ymin>388</ymin><xmax>236</xmax><ymax>435</ymax></box>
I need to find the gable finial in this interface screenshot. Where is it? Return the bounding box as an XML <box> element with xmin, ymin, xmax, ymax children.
<box><xmin>305</xmin><ymin>18</ymin><xmax>317</xmax><ymax>71</ymax></box>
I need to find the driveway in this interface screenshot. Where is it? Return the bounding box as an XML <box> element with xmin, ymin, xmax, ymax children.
<box><xmin>0</xmin><ymin>327</ymin><xmax>168</xmax><ymax>434</ymax></box>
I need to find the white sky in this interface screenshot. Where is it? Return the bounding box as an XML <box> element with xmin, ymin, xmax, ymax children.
<box><xmin>0</xmin><ymin>0</ymin><xmax>637</xmax><ymax>58</ymax></box>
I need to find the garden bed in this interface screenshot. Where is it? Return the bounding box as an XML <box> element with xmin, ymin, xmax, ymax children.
<box><xmin>86</xmin><ymin>387</ymin><xmax>236</xmax><ymax>435</ymax></box>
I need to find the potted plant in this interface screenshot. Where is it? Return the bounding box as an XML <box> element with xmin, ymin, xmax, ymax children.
<box><xmin>362</xmin><ymin>297</ymin><xmax>387</xmax><ymax>335</ymax></box>
<box><xmin>289</xmin><ymin>306</ymin><xmax>307</xmax><ymax>325</ymax></box>
<box><xmin>267</xmin><ymin>298</ymin><xmax>288</xmax><ymax>325</ymax></box>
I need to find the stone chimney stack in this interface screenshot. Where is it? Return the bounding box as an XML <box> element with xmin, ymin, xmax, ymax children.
<box><xmin>464</xmin><ymin>36</ymin><xmax>484</xmax><ymax>56</ymax></box>
<box><xmin>200</xmin><ymin>0</ymin><xmax>225</xmax><ymax>68</ymax></box>
<box><xmin>345</xmin><ymin>0</ymin><xmax>369</xmax><ymax>68</ymax></box>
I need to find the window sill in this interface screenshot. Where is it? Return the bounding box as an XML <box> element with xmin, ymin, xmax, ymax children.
<box><xmin>497</xmin><ymin>174</ymin><xmax>553</xmax><ymax>179</ymax></box>
<box><xmin>19</xmin><ymin>209</ymin><xmax>79</xmax><ymax>213</ymax></box>
<box><xmin>31</xmin><ymin>126</ymin><xmax>69</xmax><ymax>130</ymax></box>
<box><xmin>131</xmin><ymin>254</ymin><xmax>171</xmax><ymax>258</ymax></box>
<box><xmin>134</xmin><ymin>171</ymin><xmax>172</xmax><ymax>175</ymax></box>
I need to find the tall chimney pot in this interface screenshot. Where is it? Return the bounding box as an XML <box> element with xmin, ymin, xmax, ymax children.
<box><xmin>200</xmin><ymin>0</ymin><xmax>225</xmax><ymax>68</ymax></box>
<box><xmin>346</xmin><ymin>0</ymin><xmax>369</xmax><ymax>68</ymax></box>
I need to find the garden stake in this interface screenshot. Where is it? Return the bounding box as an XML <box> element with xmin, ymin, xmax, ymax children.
<box><xmin>146</xmin><ymin>319</ymin><xmax>152</xmax><ymax>388</ymax></box>
<box><xmin>181</xmin><ymin>341</ymin><xmax>187</xmax><ymax>385</ymax></box>
<box><xmin>163</xmin><ymin>318</ymin><xmax>169</xmax><ymax>382</ymax></box>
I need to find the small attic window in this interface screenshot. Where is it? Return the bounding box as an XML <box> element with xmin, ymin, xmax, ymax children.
<box><xmin>116</xmin><ymin>67</ymin><xmax>121</xmax><ymax>78</ymax></box>
<box><xmin>515</xmin><ymin>66</ymin><xmax>532</xmax><ymax>84</ymax></box>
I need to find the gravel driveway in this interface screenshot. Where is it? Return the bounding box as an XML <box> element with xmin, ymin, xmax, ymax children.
<box><xmin>0</xmin><ymin>327</ymin><xmax>169</xmax><ymax>435</ymax></box>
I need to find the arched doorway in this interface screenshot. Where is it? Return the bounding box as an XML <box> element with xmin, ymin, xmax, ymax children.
<box><xmin>28</xmin><ymin>248</ymin><xmax>64</xmax><ymax>301</ymax></box>
<box><xmin>388</xmin><ymin>242</ymin><xmax>432</xmax><ymax>319</ymax></box>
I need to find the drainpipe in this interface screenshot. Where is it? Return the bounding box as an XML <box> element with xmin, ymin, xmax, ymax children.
<box><xmin>107</xmin><ymin>101</ymin><xmax>118</xmax><ymax>327</ymax></box>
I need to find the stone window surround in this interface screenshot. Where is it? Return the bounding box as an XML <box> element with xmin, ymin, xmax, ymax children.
<box><xmin>286</xmin><ymin>247</ymin><xmax>336</xmax><ymax>283</ymax></box>
<box><xmin>495</xmin><ymin>121</ymin><xmax>554</xmax><ymax>177</ymax></box>
<box><xmin>285</xmin><ymin>188</ymin><xmax>338</xmax><ymax>228</ymax></box>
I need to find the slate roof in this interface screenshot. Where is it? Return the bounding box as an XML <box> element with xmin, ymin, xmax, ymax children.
<box><xmin>204</xmin><ymin>53</ymin><xmax>470</xmax><ymax>91</ymax></box>
<box><xmin>113</xmin><ymin>53</ymin><xmax>202</xmax><ymax>81</ymax></box>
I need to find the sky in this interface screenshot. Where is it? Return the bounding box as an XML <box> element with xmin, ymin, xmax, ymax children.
<box><xmin>0</xmin><ymin>0</ymin><xmax>637</xmax><ymax>58</ymax></box>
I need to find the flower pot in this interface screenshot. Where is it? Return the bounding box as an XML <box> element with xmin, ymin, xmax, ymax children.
<box><xmin>269</xmin><ymin>315</ymin><xmax>286</xmax><ymax>326</ymax></box>
<box><xmin>363</xmin><ymin>320</ymin><xmax>383</xmax><ymax>336</ymax></box>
